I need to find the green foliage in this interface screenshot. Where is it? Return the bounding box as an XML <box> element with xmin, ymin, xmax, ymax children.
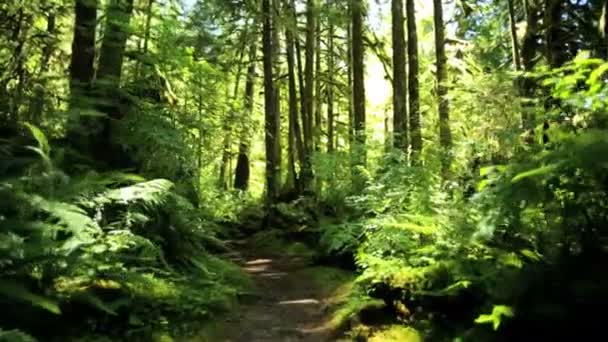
<box><xmin>474</xmin><ymin>305</ymin><xmax>514</xmax><ymax>331</ymax></box>
<box><xmin>0</xmin><ymin>125</ymin><xmax>248</xmax><ymax>339</ymax></box>
<box><xmin>3</xmin><ymin>0</ymin><xmax>608</xmax><ymax>340</ymax></box>
<box><xmin>327</xmin><ymin>291</ymin><xmax>385</xmax><ymax>332</ymax></box>
<box><xmin>368</xmin><ymin>325</ymin><xmax>422</xmax><ymax>342</ymax></box>
<box><xmin>0</xmin><ymin>329</ymin><xmax>37</xmax><ymax>342</ymax></box>
<box><xmin>320</xmin><ymin>221</ymin><xmax>365</xmax><ymax>255</ymax></box>
<box><xmin>315</xmin><ymin>54</ymin><xmax>608</xmax><ymax>340</ymax></box>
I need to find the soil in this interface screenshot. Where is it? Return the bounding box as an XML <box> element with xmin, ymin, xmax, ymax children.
<box><xmin>194</xmin><ymin>241</ymin><xmax>339</xmax><ymax>342</ymax></box>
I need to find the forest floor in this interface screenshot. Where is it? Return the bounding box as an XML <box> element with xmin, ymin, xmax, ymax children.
<box><xmin>187</xmin><ymin>239</ymin><xmax>352</xmax><ymax>342</ymax></box>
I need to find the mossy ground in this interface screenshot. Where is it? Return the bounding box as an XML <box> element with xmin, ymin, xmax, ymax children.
<box><xmin>368</xmin><ymin>326</ymin><xmax>423</xmax><ymax>342</ymax></box>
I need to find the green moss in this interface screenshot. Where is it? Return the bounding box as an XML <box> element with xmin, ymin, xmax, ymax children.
<box><xmin>326</xmin><ymin>294</ymin><xmax>385</xmax><ymax>331</ymax></box>
<box><xmin>289</xmin><ymin>267</ymin><xmax>384</xmax><ymax>335</ymax></box>
<box><xmin>285</xmin><ymin>241</ymin><xmax>317</xmax><ymax>259</ymax></box>
<box><xmin>293</xmin><ymin>267</ymin><xmax>354</xmax><ymax>297</ymax></box>
<box><xmin>249</xmin><ymin>230</ymin><xmax>319</xmax><ymax>261</ymax></box>
<box><xmin>182</xmin><ymin>319</ymin><xmax>233</xmax><ymax>341</ymax></box>
<box><xmin>151</xmin><ymin>332</ymin><xmax>175</xmax><ymax>342</ymax></box>
<box><xmin>201</xmin><ymin>255</ymin><xmax>255</xmax><ymax>292</ymax></box>
<box><xmin>369</xmin><ymin>326</ymin><xmax>423</xmax><ymax>342</ymax></box>
<box><xmin>249</xmin><ymin>229</ymin><xmax>288</xmax><ymax>255</ymax></box>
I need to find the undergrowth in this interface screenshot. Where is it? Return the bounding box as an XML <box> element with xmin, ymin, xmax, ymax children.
<box><xmin>0</xmin><ymin>124</ymin><xmax>251</xmax><ymax>340</ymax></box>
<box><xmin>313</xmin><ymin>57</ymin><xmax>608</xmax><ymax>341</ymax></box>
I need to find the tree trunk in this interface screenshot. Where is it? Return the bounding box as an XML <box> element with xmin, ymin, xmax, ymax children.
<box><xmin>304</xmin><ymin>0</ymin><xmax>316</xmax><ymax>157</ymax></box>
<box><xmin>136</xmin><ymin>0</ymin><xmax>154</xmax><ymax>78</ymax></box>
<box><xmin>69</xmin><ymin>0</ymin><xmax>97</xmax><ymax>109</ymax></box>
<box><xmin>434</xmin><ymin>0</ymin><xmax>451</xmax><ymax>173</ymax></box>
<box><xmin>327</xmin><ymin>0</ymin><xmax>335</xmax><ymax>154</ymax></box>
<box><xmin>352</xmin><ymin>0</ymin><xmax>366</xmax><ymax>163</ymax></box>
<box><xmin>272</xmin><ymin>0</ymin><xmax>282</xmax><ymax>190</ymax></box>
<box><xmin>314</xmin><ymin>17</ymin><xmax>322</xmax><ymax>153</ymax></box>
<box><xmin>234</xmin><ymin>42</ymin><xmax>259</xmax><ymax>191</ymax></box>
<box><xmin>93</xmin><ymin>0</ymin><xmax>134</xmax><ymax>167</ymax></box>
<box><xmin>67</xmin><ymin>0</ymin><xmax>98</xmax><ymax>157</ymax></box>
<box><xmin>97</xmin><ymin>0</ymin><xmax>135</xmax><ymax>119</ymax></box>
<box><xmin>12</xmin><ymin>10</ymin><xmax>30</xmax><ymax>121</ymax></box>
<box><xmin>392</xmin><ymin>0</ymin><xmax>408</xmax><ymax>151</ymax></box>
<box><xmin>30</xmin><ymin>12</ymin><xmax>56</xmax><ymax>124</ymax></box>
<box><xmin>407</xmin><ymin>0</ymin><xmax>421</xmax><ymax>160</ymax></box>
<box><xmin>521</xmin><ymin>0</ymin><xmax>538</xmax><ymax>72</ymax></box>
<box><xmin>600</xmin><ymin>1</ymin><xmax>608</xmax><ymax>59</ymax></box>
<box><xmin>508</xmin><ymin>0</ymin><xmax>522</xmax><ymax>70</ymax></box>
<box><xmin>314</xmin><ymin>9</ymin><xmax>323</xmax><ymax>193</ymax></box>
<box><xmin>296</xmin><ymin>38</ymin><xmax>308</xmax><ymax>154</ymax></box>
<box><xmin>288</xmin><ymin>0</ymin><xmax>313</xmax><ymax>191</ymax></box>
<box><xmin>347</xmin><ymin>17</ymin><xmax>354</xmax><ymax>151</ymax></box>
<box><xmin>220</xmin><ymin>29</ymin><xmax>249</xmax><ymax>190</ymax></box>
<box><xmin>544</xmin><ymin>0</ymin><xmax>566</xmax><ymax>68</ymax></box>
<box><xmin>285</xmin><ymin>0</ymin><xmax>307</xmax><ymax>192</ymax></box>
<box><xmin>263</xmin><ymin>0</ymin><xmax>279</xmax><ymax>203</ymax></box>
<box><xmin>287</xmin><ymin>117</ymin><xmax>297</xmax><ymax>188</ymax></box>
<box><xmin>520</xmin><ymin>0</ymin><xmax>539</xmax><ymax>130</ymax></box>
<box><xmin>197</xmin><ymin>72</ymin><xmax>204</xmax><ymax>195</ymax></box>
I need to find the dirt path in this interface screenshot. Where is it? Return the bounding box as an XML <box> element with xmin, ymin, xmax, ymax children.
<box><xmin>211</xmin><ymin>244</ymin><xmax>336</xmax><ymax>342</ymax></box>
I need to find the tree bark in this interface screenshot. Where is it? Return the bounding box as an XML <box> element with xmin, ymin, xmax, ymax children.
<box><xmin>314</xmin><ymin>16</ymin><xmax>322</xmax><ymax>154</ymax></box>
<box><xmin>69</xmin><ymin>0</ymin><xmax>97</xmax><ymax>109</ymax></box>
<box><xmin>285</xmin><ymin>0</ymin><xmax>307</xmax><ymax>191</ymax></box>
<box><xmin>93</xmin><ymin>0</ymin><xmax>134</xmax><ymax>167</ymax></box>
<box><xmin>352</xmin><ymin>0</ymin><xmax>366</xmax><ymax>156</ymax></box>
<box><xmin>407</xmin><ymin>0</ymin><xmax>421</xmax><ymax>160</ymax></box>
<box><xmin>11</xmin><ymin>10</ymin><xmax>31</xmax><ymax>120</ymax></box>
<box><xmin>508</xmin><ymin>0</ymin><xmax>522</xmax><ymax>70</ymax></box>
<box><xmin>327</xmin><ymin>0</ymin><xmax>335</xmax><ymax>154</ymax></box>
<box><xmin>136</xmin><ymin>0</ymin><xmax>154</xmax><ymax>78</ymax></box>
<box><xmin>67</xmin><ymin>0</ymin><xmax>98</xmax><ymax>158</ymax></box>
<box><xmin>263</xmin><ymin>0</ymin><xmax>279</xmax><ymax>203</ymax></box>
<box><xmin>392</xmin><ymin>0</ymin><xmax>408</xmax><ymax>151</ymax></box>
<box><xmin>272</xmin><ymin>0</ymin><xmax>282</xmax><ymax>190</ymax></box>
<box><xmin>521</xmin><ymin>0</ymin><xmax>538</xmax><ymax>72</ymax></box>
<box><xmin>520</xmin><ymin>0</ymin><xmax>539</xmax><ymax>130</ymax></box>
<box><xmin>220</xmin><ymin>28</ymin><xmax>249</xmax><ymax>189</ymax></box>
<box><xmin>97</xmin><ymin>0</ymin><xmax>135</xmax><ymax>119</ymax></box>
<box><xmin>347</xmin><ymin>16</ymin><xmax>354</xmax><ymax>151</ymax></box>
<box><xmin>234</xmin><ymin>41</ymin><xmax>258</xmax><ymax>191</ymax></box>
<box><xmin>304</xmin><ymin>0</ymin><xmax>317</xmax><ymax>157</ymax></box>
<box><xmin>434</xmin><ymin>0</ymin><xmax>451</xmax><ymax>173</ymax></box>
<box><xmin>544</xmin><ymin>0</ymin><xmax>566</xmax><ymax>68</ymax></box>
<box><xmin>600</xmin><ymin>1</ymin><xmax>608</xmax><ymax>59</ymax></box>
<box><xmin>30</xmin><ymin>12</ymin><xmax>56</xmax><ymax>124</ymax></box>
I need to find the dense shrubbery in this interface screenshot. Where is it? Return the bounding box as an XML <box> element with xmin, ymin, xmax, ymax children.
<box><xmin>313</xmin><ymin>57</ymin><xmax>608</xmax><ymax>340</ymax></box>
<box><xmin>0</xmin><ymin>125</ymin><xmax>250</xmax><ymax>340</ymax></box>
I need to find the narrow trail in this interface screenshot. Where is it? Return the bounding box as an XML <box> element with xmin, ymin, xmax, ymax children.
<box><xmin>214</xmin><ymin>241</ymin><xmax>335</xmax><ymax>342</ymax></box>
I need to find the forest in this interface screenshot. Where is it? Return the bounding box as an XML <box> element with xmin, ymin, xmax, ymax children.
<box><xmin>1</xmin><ymin>0</ymin><xmax>608</xmax><ymax>340</ymax></box>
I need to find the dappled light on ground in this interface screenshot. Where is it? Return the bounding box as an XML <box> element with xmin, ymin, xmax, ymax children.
<box><xmin>278</xmin><ymin>299</ymin><xmax>321</xmax><ymax>305</ymax></box>
<box><xmin>197</xmin><ymin>244</ymin><xmax>345</xmax><ymax>342</ymax></box>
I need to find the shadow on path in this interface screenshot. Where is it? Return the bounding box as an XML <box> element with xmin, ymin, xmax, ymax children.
<box><xmin>214</xmin><ymin>243</ymin><xmax>334</xmax><ymax>342</ymax></box>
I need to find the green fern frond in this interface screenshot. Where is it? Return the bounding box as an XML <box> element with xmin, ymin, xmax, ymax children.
<box><xmin>93</xmin><ymin>179</ymin><xmax>174</xmax><ymax>208</ymax></box>
<box><xmin>34</xmin><ymin>196</ymin><xmax>101</xmax><ymax>237</ymax></box>
<box><xmin>72</xmin><ymin>292</ymin><xmax>118</xmax><ymax>316</ymax></box>
<box><xmin>23</xmin><ymin>123</ymin><xmax>51</xmax><ymax>169</ymax></box>
<box><xmin>0</xmin><ymin>328</ymin><xmax>37</xmax><ymax>342</ymax></box>
<box><xmin>23</xmin><ymin>123</ymin><xmax>50</xmax><ymax>158</ymax></box>
<box><xmin>0</xmin><ymin>280</ymin><xmax>61</xmax><ymax>314</ymax></box>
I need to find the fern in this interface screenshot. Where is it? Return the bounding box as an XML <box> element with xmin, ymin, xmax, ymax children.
<box><xmin>0</xmin><ymin>328</ymin><xmax>37</xmax><ymax>342</ymax></box>
<box><xmin>0</xmin><ymin>281</ymin><xmax>61</xmax><ymax>314</ymax></box>
<box><xmin>0</xmin><ymin>123</ymin><xmax>246</xmax><ymax>339</ymax></box>
<box><xmin>320</xmin><ymin>221</ymin><xmax>365</xmax><ymax>254</ymax></box>
<box><xmin>90</xmin><ymin>179</ymin><xmax>174</xmax><ymax>208</ymax></box>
